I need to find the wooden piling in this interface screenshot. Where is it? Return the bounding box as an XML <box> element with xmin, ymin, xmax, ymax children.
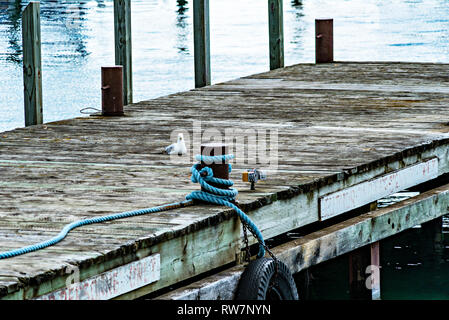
<box><xmin>114</xmin><ymin>0</ymin><xmax>133</xmax><ymax>106</ymax></box>
<box><xmin>421</xmin><ymin>217</ymin><xmax>444</xmax><ymax>255</ymax></box>
<box><xmin>315</xmin><ymin>19</ymin><xmax>333</xmax><ymax>63</ymax></box>
<box><xmin>268</xmin><ymin>0</ymin><xmax>284</xmax><ymax>70</ymax></box>
<box><xmin>348</xmin><ymin>242</ymin><xmax>381</xmax><ymax>300</ymax></box>
<box><xmin>22</xmin><ymin>1</ymin><xmax>43</xmax><ymax>127</ymax></box>
<box><xmin>369</xmin><ymin>242</ymin><xmax>381</xmax><ymax>300</ymax></box>
<box><xmin>193</xmin><ymin>0</ymin><xmax>211</xmax><ymax>88</ymax></box>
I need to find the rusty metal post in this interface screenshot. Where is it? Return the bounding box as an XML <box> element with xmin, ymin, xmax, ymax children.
<box><xmin>200</xmin><ymin>143</ymin><xmax>229</xmax><ymax>191</ymax></box>
<box><xmin>101</xmin><ymin>66</ymin><xmax>124</xmax><ymax>116</ymax></box>
<box><xmin>315</xmin><ymin>19</ymin><xmax>333</xmax><ymax>63</ymax></box>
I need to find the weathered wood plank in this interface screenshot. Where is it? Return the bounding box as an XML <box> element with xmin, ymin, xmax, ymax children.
<box><xmin>320</xmin><ymin>158</ymin><xmax>439</xmax><ymax>220</ymax></box>
<box><xmin>36</xmin><ymin>254</ymin><xmax>160</xmax><ymax>300</ymax></box>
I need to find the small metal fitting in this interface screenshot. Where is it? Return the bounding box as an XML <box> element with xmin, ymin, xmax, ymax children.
<box><xmin>242</xmin><ymin>169</ymin><xmax>267</xmax><ymax>190</ymax></box>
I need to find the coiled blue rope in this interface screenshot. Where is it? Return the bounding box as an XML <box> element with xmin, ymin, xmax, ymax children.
<box><xmin>186</xmin><ymin>154</ymin><xmax>265</xmax><ymax>258</ymax></box>
<box><xmin>0</xmin><ymin>154</ymin><xmax>265</xmax><ymax>259</ymax></box>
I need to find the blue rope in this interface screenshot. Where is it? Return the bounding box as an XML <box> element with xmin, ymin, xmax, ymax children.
<box><xmin>0</xmin><ymin>154</ymin><xmax>265</xmax><ymax>259</ymax></box>
<box><xmin>186</xmin><ymin>154</ymin><xmax>265</xmax><ymax>258</ymax></box>
<box><xmin>0</xmin><ymin>201</ymin><xmax>192</xmax><ymax>259</ymax></box>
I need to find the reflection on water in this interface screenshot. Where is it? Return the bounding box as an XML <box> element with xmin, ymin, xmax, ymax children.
<box><xmin>1</xmin><ymin>0</ymin><xmax>449</xmax><ymax>132</ymax></box>
<box><xmin>1</xmin><ymin>0</ymin><xmax>23</xmax><ymax>64</ymax></box>
<box><xmin>1</xmin><ymin>0</ymin><xmax>91</xmax><ymax>64</ymax></box>
<box><xmin>290</xmin><ymin>0</ymin><xmax>305</xmax><ymax>47</ymax></box>
<box><xmin>175</xmin><ymin>0</ymin><xmax>189</xmax><ymax>54</ymax></box>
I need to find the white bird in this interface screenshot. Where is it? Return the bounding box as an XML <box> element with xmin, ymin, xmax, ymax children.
<box><xmin>165</xmin><ymin>133</ymin><xmax>187</xmax><ymax>155</ymax></box>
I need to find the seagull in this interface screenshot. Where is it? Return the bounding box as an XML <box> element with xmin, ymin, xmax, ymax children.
<box><xmin>165</xmin><ymin>133</ymin><xmax>187</xmax><ymax>155</ymax></box>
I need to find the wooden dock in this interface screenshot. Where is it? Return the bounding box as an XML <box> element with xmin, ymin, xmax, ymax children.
<box><xmin>1</xmin><ymin>62</ymin><xmax>449</xmax><ymax>300</ymax></box>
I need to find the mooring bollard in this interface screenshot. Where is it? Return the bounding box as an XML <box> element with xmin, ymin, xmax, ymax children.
<box><xmin>200</xmin><ymin>143</ymin><xmax>230</xmax><ymax>192</ymax></box>
<box><xmin>193</xmin><ymin>0</ymin><xmax>211</xmax><ymax>88</ymax></box>
<box><xmin>268</xmin><ymin>0</ymin><xmax>284</xmax><ymax>70</ymax></box>
<box><xmin>22</xmin><ymin>1</ymin><xmax>43</xmax><ymax>127</ymax></box>
<box><xmin>315</xmin><ymin>19</ymin><xmax>333</xmax><ymax>63</ymax></box>
<box><xmin>101</xmin><ymin>66</ymin><xmax>124</xmax><ymax>116</ymax></box>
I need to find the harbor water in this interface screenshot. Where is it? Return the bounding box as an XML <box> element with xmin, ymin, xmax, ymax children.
<box><xmin>1</xmin><ymin>0</ymin><xmax>449</xmax><ymax>132</ymax></box>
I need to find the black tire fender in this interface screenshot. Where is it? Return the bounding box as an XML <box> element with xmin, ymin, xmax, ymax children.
<box><xmin>235</xmin><ymin>258</ymin><xmax>299</xmax><ymax>300</ymax></box>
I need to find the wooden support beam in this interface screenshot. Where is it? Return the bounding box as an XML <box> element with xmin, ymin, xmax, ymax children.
<box><xmin>268</xmin><ymin>0</ymin><xmax>284</xmax><ymax>70</ymax></box>
<box><xmin>193</xmin><ymin>0</ymin><xmax>211</xmax><ymax>88</ymax></box>
<box><xmin>22</xmin><ymin>1</ymin><xmax>43</xmax><ymax>127</ymax></box>
<box><xmin>370</xmin><ymin>241</ymin><xmax>381</xmax><ymax>300</ymax></box>
<box><xmin>295</xmin><ymin>268</ymin><xmax>313</xmax><ymax>300</ymax></box>
<box><xmin>24</xmin><ymin>217</ymin><xmax>241</xmax><ymax>301</ymax></box>
<box><xmin>114</xmin><ymin>0</ymin><xmax>133</xmax><ymax>106</ymax></box>
<box><xmin>320</xmin><ymin>158</ymin><xmax>439</xmax><ymax>220</ymax></box>
<box><xmin>348</xmin><ymin>242</ymin><xmax>380</xmax><ymax>300</ymax></box>
<box><xmin>315</xmin><ymin>19</ymin><xmax>333</xmax><ymax>63</ymax></box>
<box><xmin>348</xmin><ymin>246</ymin><xmax>371</xmax><ymax>300</ymax></box>
<box><xmin>157</xmin><ymin>183</ymin><xmax>449</xmax><ymax>300</ymax></box>
<box><xmin>421</xmin><ymin>216</ymin><xmax>444</xmax><ymax>255</ymax></box>
<box><xmin>348</xmin><ymin>198</ymin><xmax>381</xmax><ymax>300</ymax></box>
<box><xmin>36</xmin><ymin>254</ymin><xmax>160</xmax><ymax>300</ymax></box>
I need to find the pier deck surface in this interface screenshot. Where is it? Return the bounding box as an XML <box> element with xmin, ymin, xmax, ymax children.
<box><xmin>1</xmin><ymin>62</ymin><xmax>449</xmax><ymax>299</ymax></box>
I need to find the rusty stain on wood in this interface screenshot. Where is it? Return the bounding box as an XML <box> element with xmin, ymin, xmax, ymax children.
<box><xmin>320</xmin><ymin>158</ymin><xmax>439</xmax><ymax>220</ymax></box>
<box><xmin>36</xmin><ymin>254</ymin><xmax>160</xmax><ymax>300</ymax></box>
